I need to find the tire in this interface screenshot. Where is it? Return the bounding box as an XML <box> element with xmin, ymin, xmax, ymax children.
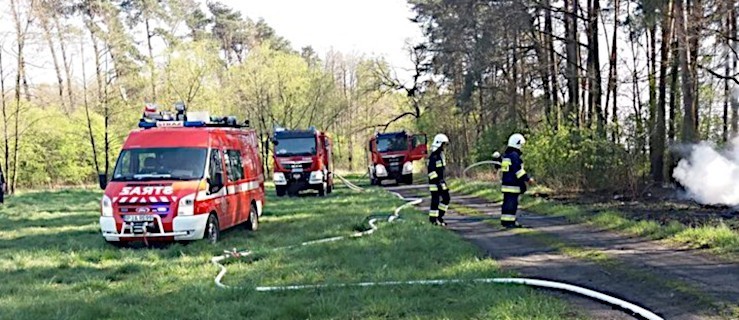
<box><xmin>246</xmin><ymin>203</ymin><xmax>259</xmax><ymax>231</ymax></box>
<box><xmin>203</xmin><ymin>214</ymin><xmax>220</xmax><ymax>244</ymax></box>
<box><xmin>276</xmin><ymin>186</ymin><xmax>286</xmax><ymax>197</ymax></box>
<box><xmin>402</xmin><ymin>174</ymin><xmax>413</xmax><ymax>185</ymax></box>
<box><xmin>317</xmin><ymin>182</ymin><xmax>326</xmax><ymax>197</ymax></box>
<box><xmin>106</xmin><ymin>241</ymin><xmax>126</xmax><ymax>248</ymax></box>
<box><xmin>327</xmin><ymin>182</ymin><xmax>333</xmax><ymax>194</ymax></box>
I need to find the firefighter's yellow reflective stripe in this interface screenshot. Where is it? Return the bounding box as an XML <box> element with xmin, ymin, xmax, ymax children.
<box><xmin>429</xmin><ymin>185</ymin><xmax>439</xmax><ymax>192</ymax></box>
<box><xmin>428</xmin><ymin>171</ymin><xmax>438</xmax><ymax>179</ymax></box>
<box><xmin>501</xmin><ymin>214</ymin><xmax>516</xmax><ymax>221</ymax></box>
<box><xmin>501</xmin><ymin>185</ymin><xmax>521</xmax><ymax>193</ymax></box>
<box><xmin>429</xmin><ymin>210</ymin><xmax>439</xmax><ymax>217</ymax></box>
<box><xmin>441</xmin><ymin>183</ymin><xmax>448</xmax><ymax>190</ymax></box>
<box><xmin>516</xmin><ymin>169</ymin><xmax>527</xmax><ymax>178</ymax></box>
<box><xmin>436</xmin><ymin>160</ymin><xmax>444</xmax><ymax>167</ymax></box>
<box><xmin>501</xmin><ymin>158</ymin><xmax>512</xmax><ymax>172</ymax></box>
<box><xmin>439</xmin><ymin>204</ymin><xmax>449</xmax><ymax>211</ymax></box>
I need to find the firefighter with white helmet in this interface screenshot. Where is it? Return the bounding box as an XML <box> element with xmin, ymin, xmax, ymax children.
<box><xmin>499</xmin><ymin>133</ymin><xmax>534</xmax><ymax>227</ymax></box>
<box><xmin>427</xmin><ymin>133</ymin><xmax>450</xmax><ymax>225</ymax></box>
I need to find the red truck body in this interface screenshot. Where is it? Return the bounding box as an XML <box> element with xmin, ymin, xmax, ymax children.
<box><xmin>367</xmin><ymin>131</ymin><xmax>427</xmax><ymax>185</ymax></box>
<box><xmin>272</xmin><ymin>127</ymin><xmax>334</xmax><ymax>197</ymax></box>
<box><xmin>99</xmin><ymin>108</ymin><xmax>265</xmax><ymax>244</ymax></box>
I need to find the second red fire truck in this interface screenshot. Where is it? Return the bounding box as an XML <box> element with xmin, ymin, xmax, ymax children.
<box><xmin>271</xmin><ymin>127</ymin><xmax>335</xmax><ymax>197</ymax></box>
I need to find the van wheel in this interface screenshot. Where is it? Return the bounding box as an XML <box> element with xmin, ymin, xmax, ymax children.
<box><xmin>402</xmin><ymin>174</ymin><xmax>413</xmax><ymax>185</ymax></box>
<box><xmin>203</xmin><ymin>214</ymin><xmax>220</xmax><ymax>244</ymax></box>
<box><xmin>317</xmin><ymin>183</ymin><xmax>326</xmax><ymax>197</ymax></box>
<box><xmin>246</xmin><ymin>203</ymin><xmax>258</xmax><ymax>231</ymax></box>
<box><xmin>276</xmin><ymin>186</ymin><xmax>286</xmax><ymax>197</ymax></box>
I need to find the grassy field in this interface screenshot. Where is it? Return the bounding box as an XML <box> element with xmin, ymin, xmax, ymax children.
<box><xmin>0</xmin><ymin>177</ymin><xmax>579</xmax><ymax>319</ymax></box>
<box><xmin>447</xmin><ymin>179</ymin><xmax>739</xmax><ymax>259</ymax></box>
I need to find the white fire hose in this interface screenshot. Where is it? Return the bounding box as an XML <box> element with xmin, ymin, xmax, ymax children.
<box><xmin>210</xmin><ymin>174</ymin><xmax>663</xmax><ymax>320</ymax></box>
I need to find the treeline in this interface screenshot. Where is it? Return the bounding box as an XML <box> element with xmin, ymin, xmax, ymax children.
<box><xmin>407</xmin><ymin>0</ymin><xmax>739</xmax><ymax>193</ymax></box>
<box><xmin>1</xmin><ymin>0</ymin><xmax>416</xmax><ymax>190</ymax></box>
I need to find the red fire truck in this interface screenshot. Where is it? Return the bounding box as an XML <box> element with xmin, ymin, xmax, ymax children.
<box><xmin>367</xmin><ymin>130</ymin><xmax>427</xmax><ymax>185</ymax></box>
<box><xmin>271</xmin><ymin>127</ymin><xmax>334</xmax><ymax>197</ymax></box>
<box><xmin>99</xmin><ymin>104</ymin><xmax>265</xmax><ymax>245</ymax></box>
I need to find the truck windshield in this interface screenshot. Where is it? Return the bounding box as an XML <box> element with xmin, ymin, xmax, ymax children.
<box><xmin>112</xmin><ymin>148</ymin><xmax>207</xmax><ymax>181</ymax></box>
<box><xmin>274</xmin><ymin>137</ymin><xmax>317</xmax><ymax>156</ymax></box>
<box><xmin>377</xmin><ymin>135</ymin><xmax>408</xmax><ymax>153</ymax></box>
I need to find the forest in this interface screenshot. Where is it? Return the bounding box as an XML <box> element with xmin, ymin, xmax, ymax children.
<box><xmin>1</xmin><ymin>0</ymin><xmax>736</xmax><ymax>195</ymax></box>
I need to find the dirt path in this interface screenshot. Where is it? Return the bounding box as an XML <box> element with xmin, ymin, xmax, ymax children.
<box><xmin>386</xmin><ymin>185</ymin><xmax>738</xmax><ymax>320</ymax></box>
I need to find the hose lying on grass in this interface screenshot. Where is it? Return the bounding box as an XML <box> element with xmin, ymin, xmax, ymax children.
<box><xmin>211</xmin><ymin>174</ymin><xmax>663</xmax><ymax>320</ymax></box>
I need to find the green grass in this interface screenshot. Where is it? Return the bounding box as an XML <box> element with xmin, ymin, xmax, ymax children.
<box><xmin>0</xmin><ymin>177</ymin><xmax>579</xmax><ymax>319</ymax></box>
<box><xmin>447</xmin><ymin>179</ymin><xmax>739</xmax><ymax>258</ymax></box>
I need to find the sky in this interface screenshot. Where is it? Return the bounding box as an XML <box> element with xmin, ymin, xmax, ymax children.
<box><xmin>223</xmin><ymin>0</ymin><xmax>424</xmax><ymax>74</ymax></box>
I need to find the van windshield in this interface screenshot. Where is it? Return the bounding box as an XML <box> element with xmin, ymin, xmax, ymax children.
<box><xmin>377</xmin><ymin>134</ymin><xmax>408</xmax><ymax>153</ymax></box>
<box><xmin>112</xmin><ymin>148</ymin><xmax>207</xmax><ymax>181</ymax></box>
<box><xmin>274</xmin><ymin>137</ymin><xmax>316</xmax><ymax>156</ymax></box>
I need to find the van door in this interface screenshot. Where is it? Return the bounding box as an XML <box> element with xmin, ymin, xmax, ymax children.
<box><xmin>206</xmin><ymin>147</ymin><xmax>228</xmax><ymax>227</ymax></box>
<box><xmin>409</xmin><ymin>134</ymin><xmax>428</xmax><ymax>161</ymax></box>
<box><xmin>225</xmin><ymin>148</ymin><xmax>246</xmax><ymax>226</ymax></box>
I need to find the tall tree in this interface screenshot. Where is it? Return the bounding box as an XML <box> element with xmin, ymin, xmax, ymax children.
<box><xmin>675</xmin><ymin>0</ymin><xmax>698</xmax><ymax>142</ymax></box>
<box><xmin>564</xmin><ymin>0</ymin><xmax>580</xmax><ymax>125</ymax></box>
<box><xmin>9</xmin><ymin>0</ymin><xmax>36</xmax><ymax>194</ymax></box>
<box><xmin>652</xmin><ymin>0</ymin><xmax>673</xmax><ymax>183</ymax></box>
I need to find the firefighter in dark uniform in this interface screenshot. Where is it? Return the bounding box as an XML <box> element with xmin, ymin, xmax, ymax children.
<box><xmin>500</xmin><ymin>133</ymin><xmax>534</xmax><ymax>227</ymax></box>
<box><xmin>427</xmin><ymin>134</ymin><xmax>450</xmax><ymax>226</ymax></box>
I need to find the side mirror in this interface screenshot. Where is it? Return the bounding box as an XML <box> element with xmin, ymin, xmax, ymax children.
<box><xmin>98</xmin><ymin>173</ymin><xmax>108</xmax><ymax>190</ymax></box>
<box><xmin>271</xmin><ymin>138</ymin><xmax>279</xmax><ymax>145</ymax></box>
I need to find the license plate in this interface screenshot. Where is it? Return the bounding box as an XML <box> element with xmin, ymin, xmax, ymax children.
<box><xmin>291</xmin><ymin>168</ymin><xmax>303</xmax><ymax>173</ymax></box>
<box><xmin>123</xmin><ymin>215</ymin><xmax>155</xmax><ymax>222</ymax></box>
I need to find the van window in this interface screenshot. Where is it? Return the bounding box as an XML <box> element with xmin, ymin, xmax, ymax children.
<box><xmin>225</xmin><ymin>150</ymin><xmax>244</xmax><ymax>181</ymax></box>
<box><xmin>208</xmin><ymin>149</ymin><xmax>224</xmax><ymax>193</ymax></box>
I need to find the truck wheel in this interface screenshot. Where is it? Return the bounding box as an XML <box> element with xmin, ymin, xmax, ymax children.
<box><xmin>327</xmin><ymin>182</ymin><xmax>333</xmax><ymax>194</ymax></box>
<box><xmin>246</xmin><ymin>203</ymin><xmax>258</xmax><ymax>231</ymax></box>
<box><xmin>203</xmin><ymin>214</ymin><xmax>220</xmax><ymax>244</ymax></box>
<box><xmin>276</xmin><ymin>186</ymin><xmax>286</xmax><ymax>197</ymax></box>
<box><xmin>402</xmin><ymin>174</ymin><xmax>413</xmax><ymax>185</ymax></box>
<box><xmin>317</xmin><ymin>183</ymin><xmax>326</xmax><ymax>197</ymax></box>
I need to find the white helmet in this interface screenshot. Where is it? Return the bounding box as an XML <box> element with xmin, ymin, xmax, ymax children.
<box><xmin>431</xmin><ymin>133</ymin><xmax>449</xmax><ymax>152</ymax></box>
<box><xmin>507</xmin><ymin>133</ymin><xmax>525</xmax><ymax>150</ymax></box>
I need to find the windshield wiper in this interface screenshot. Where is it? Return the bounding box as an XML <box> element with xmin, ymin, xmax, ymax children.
<box><xmin>133</xmin><ymin>173</ymin><xmax>172</xmax><ymax>180</ymax></box>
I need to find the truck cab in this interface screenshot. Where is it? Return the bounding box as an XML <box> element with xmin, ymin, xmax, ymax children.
<box><xmin>367</xmin><ymin>130</ymin><xmax>427</xmax><ymax>185</ymax></box>
<box><xmin>99</xmin><ymin>104</ymin><xmax>265</xmax><ymax>245</ymax></box>
<box><xmin>271</xmin><ymin>127</ymin><xmax>334</xmax><ymax>197</ymax></box>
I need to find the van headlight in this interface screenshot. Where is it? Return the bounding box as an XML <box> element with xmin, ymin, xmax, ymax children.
<box><xmin>101</xmin><ymin>195</ymin><xmax>113</xmax><ymax>217</ymax></box>
<box><xmin>402</xmin><ymin>161</ymin><xmax>414</xmax><ymax>174</ymax></box>
<box><xmin>273</xmin><ymin>172</ymin><xmax>287</xmax><ymax>185</ymax></box>
<box><xmin>309</xmin><ymin>170</ymin><xmax>324</xmax><ymax>184</ymax></box>
<box><xmin>375</xmin><ymin>164</ymin><xmax>388</xmax><ymax>177</ymax></box>
<box><xmin>177</xmin><ymin>193</ymin><xmax>196</xmax><ymax>216</ymax></box>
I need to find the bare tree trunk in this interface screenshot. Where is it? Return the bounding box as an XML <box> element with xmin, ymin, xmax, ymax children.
<box><xmin>145</xmin><ymin>17</ymin><xmax>157</xmax><ymax>101</ymax></box>
<box><xmin>731</xmin><ymin>4</ymin><xmax>739</xmax><ymax>137</ymax></box>
<box><xmin>725</xmin><ymin>4</ymin><xmax>731</xmax><ymax>142</ymax></box>
<box><xmin>587</xmin><ymin>0</ymin><xmax>604</xmax><ymax>135</ymax></box>
<box><xmin>607</xmin><ymin>0</ymin><xmax>620</xmax><ymax>141</ymax></box>
<box><xmin>0</xmin><ymin>45</ymin><xmax>8</xmax><ymax>192</ymax></box>
<box><xmin>653</xmin><ymin>0</ymin><xmax>673</xmax><ymax>183</ymax></box>
<box><xmin>688</xmin><ymin>0</ymin><xmax>701</xmax><ymax>134</ymax></box>
<box><xmin>564</xmin><ymin>0</ymin><xmax>580</xmax><ymax>125</ymax></box>
<box><xmin>39</xmin><ymin>13</ymin><xmax>65</xmax><ymax>109</ymax></box>
<box><xmin>53</xmin><ymin>15</ymin><xmax>74</xmax><ymax>109</ymax></box>
<box><xmin>545</xmin><ymin>0</ymin><xmax>560</xmax><ymax>128</ymax></box>
<box><xmin>10</xmin><ymin>0</ymin><xmax>34</xmax><ymax>194</ymax></box>
<box><xmin>675</xmin><ymin>0</ymin><xmax>697</xmax><ymax>142</ymax></box>
<box><xmin>81</xmin><ymin>32</ymin><xmax>100</xmax><ymax>176</ymax></box>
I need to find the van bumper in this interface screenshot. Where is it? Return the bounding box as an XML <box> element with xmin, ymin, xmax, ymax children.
<box><xmin>100</xmin><ymin>214</ymin><xmax>209</xmax><ymax>242</ymax></box>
